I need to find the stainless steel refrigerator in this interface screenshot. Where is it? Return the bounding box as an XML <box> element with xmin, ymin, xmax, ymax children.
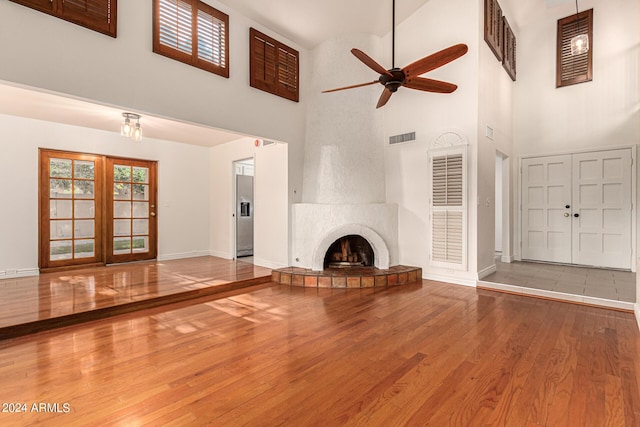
<box><xmin>236</xmin><ymin>175</ymin><xmax>254</xmax><ymax>257</ymax></box>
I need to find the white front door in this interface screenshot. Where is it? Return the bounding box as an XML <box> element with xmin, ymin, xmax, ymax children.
<box><xmin>521</xmin><ymin>149</ymin><xmax>633</xmax><ymax>269</ymax></box>
<box><xmin>521</xmin><ymin>155</ymin><xmax>572</xmax><ymax>263</ymax></box>
<box><xmin>572</xmin><ymin>149</ymin><xmax>632</xmax><ymax>268</ymax></box>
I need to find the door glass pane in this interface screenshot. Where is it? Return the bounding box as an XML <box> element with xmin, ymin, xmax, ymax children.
<box><xmin>114</xmin><ymin>219</ymin><xmax>131</xmax><ymax>236</ymax></box>
<box><xmin>50</xmin><ymin>200</ymin><xmax>72</xmax><ymax>219</ymax></box>
<box><xmin>74</xmin><ymin>160</ymin><xmax>95</xmax><ymax>179</ymax></box>
<box><xmin>133</xmin><ymin>184</ymin><xmax>149</xmax><ymax>200</ymax></box>
<box><xmin>50</xmin><ymin>179</ymin><xmax>72</xmax><ymax>198</ymax></box>
<box><xmin>114</xmin><ymin>183</ymin><xmax>131</xmax><ymax>200</ymax></box>
<box><xmin>114</xmin><ymin>165</ymin><xmax>131</xmax><ymax>182</ymax></box>
<box><xmin>50</xmin><ymin>240</ymin><xmax>73</xmax><ymax>260</ymax></box>
<box><xmin>50</xmin><ymin>158</ymin><xmax>72</xmax><ymax>178</ymax></box>
<box><xmin>74</xmin><ymin>239</ymin><xmax>95</xmax><ymax>258</ymax></box>
<box><xmin>75</xmin><ymin>200</ymin><xmax>95</xmax><ymax>219</ymax></box>
<box><xmin>132</xmin><ymin>236</ymin><xmax>149</xmax><ymax>253</ymax></box>
<box><xmin>133</xmin><ymin>202</ymin><xmax>149</xmax><ymax>218</ymax></box>
<box><xmin>114</xmin><ymin>201</ymin><xmax>132</xmax><ymax>218</ymax></box>
<box><xmin>132</xmin><ymin>219</ymin><xmax>149</xmax><ymax>235</ymax></box>
<box><xmin>114</xmin><ymin>237</ymin><xmax>131</xmax><ymax>255</ymax></box>
<box><xmin>132</xmin><ymin>167</ymin><xmax>149</xmax><ymax>183</ymax></box>
<box><xmin>50</xmin><ymin>220</ymin><xmax>72</xmax><ymax>239</ymax></box>
<box><xmin>74</xmin><ymin>180</ymin><xmax>95</xmax><ymax>199</ymax></box>
<box><xmin>74</xmin><ymin>220</ymin><xmax>95</xmax><ymax>238</ymax></box>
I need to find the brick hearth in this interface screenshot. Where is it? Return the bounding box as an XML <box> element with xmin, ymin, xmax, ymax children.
<box><xmin>272</xmin><ymin>265</ymin><xmax>422</xmax><ymax>288</ymax></box>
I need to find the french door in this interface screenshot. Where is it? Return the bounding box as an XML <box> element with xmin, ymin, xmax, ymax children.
<box><xmin>39</xmin><ymin>149</ymin><xmax>157</xmax><ymax>271</ymax></box>
<box><xmin>521</xmin><ymin>148</ymin><xmax>632</xmax><ymax>269</ymax></box>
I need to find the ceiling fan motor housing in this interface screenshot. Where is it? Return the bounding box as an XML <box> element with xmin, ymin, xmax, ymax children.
<box><xmin>379</xmin><ymin>69</ymin><xmax>406</xmax><ymax>92</ymax></box>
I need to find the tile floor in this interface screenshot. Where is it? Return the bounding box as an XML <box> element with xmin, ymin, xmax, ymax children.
<box><xmin>482</xmin><ymin>260</ymin><xmax>636</xmax><ymax>303</ymax></box>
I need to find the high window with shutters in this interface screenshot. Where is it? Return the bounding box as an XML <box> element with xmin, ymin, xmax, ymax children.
<box><xmin>502</xmin><ymin>17</ymin><xmax>516</xmax><ymax>81</ymax></box>
<box><xmin>430</xmin><ymin>149</ymin><xmax>466</xmax><ymax>268</ymax></box>
<box><xmin>250</xmin><ymin>28</ymin><xmax>299</xmax><ymax>102</ymax></box>
<box><xmin>557</xmin><ymin>9</ymin><xmax>593</xmax><ymax>88</ymax></box>
<box><xmin>484</xmin><ymin>0</ymin><xmax>503</xmax><ymax>62</ymax></box>
<box><xmin>9</xmin><ymin>0</ymin><xmax>117</xmax><ymax>37</ymax></box>
<box><xmin>153</xmin><ymin>0</ymin><xmax>229</xmax><ymax>78</ymax></box>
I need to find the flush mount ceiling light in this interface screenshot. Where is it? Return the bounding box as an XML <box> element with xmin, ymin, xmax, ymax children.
<box><xmin>570</xmin><ymin>0</ymin><xmax>589</xmax><ymax>55</ymax></box>
<box><xmin>121</xmin><ymin>112</ymin><xmax>142</xmax><ymax>142</ymax></box>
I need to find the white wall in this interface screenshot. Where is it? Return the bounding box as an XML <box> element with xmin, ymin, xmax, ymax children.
<box><xmin>382</xmin><ymin>0</ymin><xmax>480</xmax><ymax>283</ymax></box>
<box><xmin>0</xmin><ymin>0</ymin><xmax>309</xmax><ymax>246</ymax></box>
<box><xmin>511</xmin><ymin>0</ymin><xmax>640</xmax><ymax>261</ymax></box>
<box><xmin>0</xmin><ymin>114</ymin><xmax>211</xmax><ymax>277</ymax></box>
<box><xmin>476</xmin><ymin>0</ymin><xmax>517</xmax><ymax>276</ymax></box>
<box><xmin>210</xmin><ymin>138</ymin><xmax>289</xmax><ymax>268</ymax></box>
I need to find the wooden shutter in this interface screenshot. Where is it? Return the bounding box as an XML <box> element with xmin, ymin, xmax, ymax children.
<box><xmin>10</xmin><ymin>0</ymin><xmax>117</xmax><ymax>37</ymax></box>
<box><xmin>250</xmin><ymin>28</ymin><xmax>299</xmax><ymax>102</ymax></box>
<box><xmin>153</xmin><ymin>0</ymin><xmax>229</xmax><ymax>77</ymax></box>
<box><xmin>431</xmin><ymin>152</ymin><xmax>466</xmax><ymax>267</ymax></box>
<box><xmin>556</xmin><ymin>9</ymin><xmax>593</xmax><ymax>88</ymax></box>
<box><xmin>502</xmin><ymin>17</ymin><xmax>516</xmax><ymax>81</ymax></box>
<box><xmin>484</xmin><ymin>0</ymin><xmax>503</xmax><ymax>61</ymax></box>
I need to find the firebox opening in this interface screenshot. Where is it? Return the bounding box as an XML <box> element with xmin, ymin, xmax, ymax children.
<box><xmin>323</xmin><ymin>235</ymin><xmax>374</xmax><ymax>269</ymax></box>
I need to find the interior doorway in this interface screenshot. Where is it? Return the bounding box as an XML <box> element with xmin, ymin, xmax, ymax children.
<box><xmin>495</xmin><ymin>151</ymin><xmax>511</xmax><ymax>263</ymax></box>
<box><xmin>234</xmin><ymin>158</ymin><xmax>254</xmax><ymax>259</ymax></box>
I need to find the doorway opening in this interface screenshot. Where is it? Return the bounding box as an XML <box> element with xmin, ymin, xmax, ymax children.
<box><xmin>234</xmin><ymin>158</ymin><xmax>254</xmax><ymax>259</ymax></box>
<box><xmin>495</xmin><ymin>151</ymin><xmax>511</xmax><ymax>263</ymax></box>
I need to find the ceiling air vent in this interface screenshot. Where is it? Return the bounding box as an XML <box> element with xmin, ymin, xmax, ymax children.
<box><xmin>389</xmin><ymin>132</ymin><xmax>416</xmax><ymax>145</ymax></box>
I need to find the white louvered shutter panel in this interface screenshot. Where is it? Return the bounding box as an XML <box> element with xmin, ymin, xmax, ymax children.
<box><xmin>158</xmin><ymin>0</ymin><xmax>193</xmax><ymax>55</ymax></box>
<box><xmin>197</xmin><ymin>7</ymin><xmax>226</xmax><ymax>67</ymax></box>
<box><xmin>431</xmin><ymin>152</ymin><xmax>465</xmax><ymax>267</ymax></box>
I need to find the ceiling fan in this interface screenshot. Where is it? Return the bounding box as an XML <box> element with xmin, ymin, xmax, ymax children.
<box><xmin>322</xmin><ymin>0</ymin><xmax>468</xmax><ymax>108</ymax></box>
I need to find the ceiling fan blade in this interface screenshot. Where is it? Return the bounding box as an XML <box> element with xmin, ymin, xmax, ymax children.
<box><xmin>402</xmin><ymin>44</ymin><xmax>468</xmax><ymax>78</ymax></box>
<box><xmin>322</xmin><ymin>81</ymin><xmax>380</xmax><ymax>93</ymax></box>
<box><xmin>351</xmin><ymin>49</ymin><xmax>393</xmax><ymax>77</ymax></box>
<box><xmin>404</xmin><ymin>77</ymin><xmax>458</xmax><ymax>93</ymax></box>
<box><xmin>376</xmin><ymin>88</ymin><xmax>393</xmax><ymax>109</ymax></box>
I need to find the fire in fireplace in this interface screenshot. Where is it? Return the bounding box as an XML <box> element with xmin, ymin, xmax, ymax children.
<box><xmin>323</xmin><ymin>235</ymin><xmax>374</xmax><ymax>268</ymax></box>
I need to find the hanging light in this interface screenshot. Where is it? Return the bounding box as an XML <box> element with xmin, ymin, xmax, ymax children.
<box><xmin>570</xmin><ymin>0</ymin><xmax>589</xmax><ymax>55</ymax></box>
<box><xmin>121</xmin><ymin>112</ymin><xmax>142</xmax><ymax>141</ymax></box>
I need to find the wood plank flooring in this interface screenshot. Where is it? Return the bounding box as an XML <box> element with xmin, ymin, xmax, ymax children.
<box><xmin>0</xmin><ymin>280</ymin><xmax>638</xmax><ymax>426</ymax></box>
<box><xmin>0</xmin><ymin>257</ymin><xmax>272</xmax><ymax>339</ymax></box>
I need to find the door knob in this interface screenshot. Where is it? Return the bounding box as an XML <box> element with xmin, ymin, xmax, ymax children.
<box><xmin>564</xmin><ymin>213</ymin><xmax>570</xmax><ymax>217</ymax></box>
<box><xmin>574</xmin><ymin>213</ymin><xmax>579</xmax><ymax>218</ymax></box>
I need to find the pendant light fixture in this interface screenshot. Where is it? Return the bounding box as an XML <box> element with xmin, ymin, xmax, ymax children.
<box><xmin>570</xmin><ymin>0</ymin><xmax>589</xmax><ymax>55</ymax></box>
<box><xmin>121</xmin><ymin>112</ymin><xmax>142</xmax><ymax>141</ymax></box>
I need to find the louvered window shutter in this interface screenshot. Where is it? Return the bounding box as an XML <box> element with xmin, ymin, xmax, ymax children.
<box><xmin>431</xmin><ymin>151</ymin><xmax>466</xmax><ymax>267</ymax></box>
<box><xmin>154</xmin><ymin>0</ymin><xmax>229</xmax><ymax>77</ymax></box>
<box><xmin>250</xmin><ymin>28</ymin><xmax>299</xmax><ymax>102</ymax></box>
<box><xmin>10</xmin><ymin>0</ymin><xmax>116</xmax><ymax>37</ymax></box>
<box><xmin>556</xmin><ymin>9</ymin><xmax>593</xmax><ymax>87</ymax></box>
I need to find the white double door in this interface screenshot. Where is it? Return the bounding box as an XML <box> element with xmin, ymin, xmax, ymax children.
<box><xmin>521</xmin><ymin>148</ymin><xmax>632</xmax><ymax>269</ymax></box>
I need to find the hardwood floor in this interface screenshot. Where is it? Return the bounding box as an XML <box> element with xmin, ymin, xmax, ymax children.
<box><xmin>0</xmin><ymin>280</ymin><xmax>639</xmax><ymax>426</ymax></box>
<box><xmin>0</xmin><ymin>257</ymin><xmax>272</xmax><ymax>339</ymax></box>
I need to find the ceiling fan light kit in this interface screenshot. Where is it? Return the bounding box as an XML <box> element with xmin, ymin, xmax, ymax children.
<box><xmin>322</xmin><ymin>0</ymin><xmax>468</xmax><ymax>108</ymax></box>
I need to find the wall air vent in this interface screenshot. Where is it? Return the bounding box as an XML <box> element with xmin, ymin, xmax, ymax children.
<box><xmin>389</xmin><ymin>132</ymin><xmax>416</xmax><ymax>145</ymax></box>
<box><xmin>263</xmin><ymin>140</ymin><xmax>276</xmax><ymax>146</ymax></box>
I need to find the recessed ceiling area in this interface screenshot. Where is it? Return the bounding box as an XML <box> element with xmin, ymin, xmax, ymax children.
<box><xmin>0</xmin><ymin>82</ymin><xmax>245</xmax><ymax>147</ymax></box>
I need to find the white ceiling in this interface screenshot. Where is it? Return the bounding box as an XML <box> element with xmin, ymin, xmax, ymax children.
<box><xmin>218</xmin><ymin>0</ymin><xmax>433</xmax><ymax>49</ymax></box>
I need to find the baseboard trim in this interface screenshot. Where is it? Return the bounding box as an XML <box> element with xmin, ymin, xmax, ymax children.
<box><xmin>158</xmin><ymin>251</ymin><xmax>212</xmax><ymax>261</ymax></box>
<box><xmin>635</xmin><ymin>303</ymin><xmax>640</xmax><ymax>331</ymax></box>
<box><xmin>252</xmin><ymin>258</ymin><xmax>287</xmax><ymax>270</ymax></box>
<box><xmin>0</xmin><ymin>268</ymin><xmax>39</xmax><ymax>279</ymax></box>
<box><xmin>477</xmin><ymin>264</ymin><xmax>497</xmax><ymax>280</ymax></box>
<box><xmin>423</xmin><ymin>272</ymin><xmax>477</xmax><ymax>287</ymax></box>
<box><xmin>478</xmin><ymin>281</ymin><xmax>635</xmax><ymax>312</ymax></box>
<box><xmin>501</xmin><ymin>255</ymin><xmax>514</xmax><ymax>263</ymax></box>
<box><xmin>208</xmin><ymin>250</ymin><xmax>232</xmax><ymax>260</ymax></box>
